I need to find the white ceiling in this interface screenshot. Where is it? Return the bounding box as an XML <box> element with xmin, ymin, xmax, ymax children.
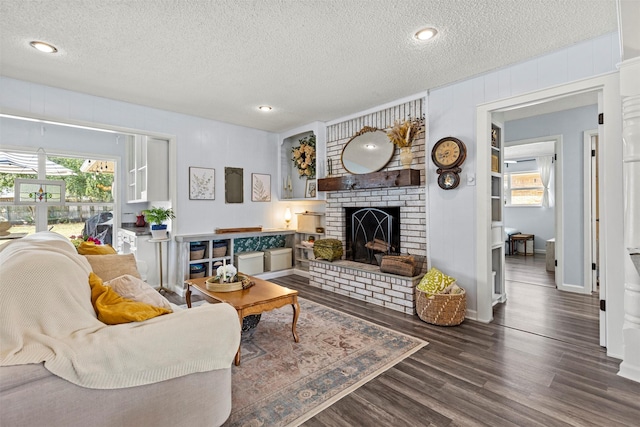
<box><xmin>0</xmin><ymin>0</ymin><xmax>618</xmax><ymax>133</ymax></box>
<box><xmin>504</xmin><ymin>141</ymin><xmax>555</xmax><ymax>160</ymax></box>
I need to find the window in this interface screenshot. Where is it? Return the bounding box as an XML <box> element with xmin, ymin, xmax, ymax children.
<box><xmin>505</xmin><ymin>171</ymin><xmax>544</xmax><ymax>206</ymax></box>
<box><xmin>0</xmin><ymin>150</ymin><xmax>115</xmax><ymax>245</ymax></box>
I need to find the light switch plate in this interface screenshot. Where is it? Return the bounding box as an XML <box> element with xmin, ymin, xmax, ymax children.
<box><xmin>467</xmin><ymin>173</ymin><xmax>476</xmax><ymax>186</ymax></box>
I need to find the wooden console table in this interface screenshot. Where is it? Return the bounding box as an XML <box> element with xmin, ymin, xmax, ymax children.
<box><xmin>509</xmin><ymin>234</ymin><xmax>534</xmax><ymax>256</ymax></box>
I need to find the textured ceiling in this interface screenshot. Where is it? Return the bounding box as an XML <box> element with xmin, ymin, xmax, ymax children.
<box><xmin>0</xmin><ymin>0</ymin><xmax>618</xmax><ymax>133</ymax></box>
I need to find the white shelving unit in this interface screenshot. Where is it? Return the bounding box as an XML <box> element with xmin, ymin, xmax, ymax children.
<box><xmin>175</xmin><ymin>230</ymin><xmax>296</xmax><ymax>282</ymax></box>
<box><xmin>278</xmin><ymin>122</ymin><xmax>326</xmax><ymax>201</ymax></box>
<box><xmin>126</xmin><ymin>135</ymin><xmax>169</xmax><ymax>203</ymax></box>
<box><xmin>491</xmin><ymin>122</ymin><xmax>506</xmax><ymax>305</ymax></box>
<box><xmin>294</xmin><ymin>212</ymin><xmax>325</xmax><ymax>273</ymax></box>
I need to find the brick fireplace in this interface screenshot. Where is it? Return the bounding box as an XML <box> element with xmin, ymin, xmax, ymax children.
<box><xmin>309</xmin><ymin>99</ymin><xmax>427</xmax><ymax>314</ymax></box>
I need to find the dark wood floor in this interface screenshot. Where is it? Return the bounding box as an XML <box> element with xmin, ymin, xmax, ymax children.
<box><xmin>171</xmin><ymin>261</ymin><xmax>636</xmax><ymax>426</ymax></box>
<box><xmin>266</xmin><ymin>270</ymin><xmax>638</xmax><ymax>427</ymax></box>
<box><xmin>495</xmin><ymin>254</ymin><xmax>600</xmax><ymax>348</ymax></box>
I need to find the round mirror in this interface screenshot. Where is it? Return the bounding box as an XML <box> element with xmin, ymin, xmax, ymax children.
<box><xmin>341</xmin><ymin>127</ymin><xmax>394</xmax><ymax>174</ymax></box>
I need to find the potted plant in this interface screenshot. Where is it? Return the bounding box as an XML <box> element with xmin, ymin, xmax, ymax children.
<box><xmin>142</xmin><ymin>206</ymin><xmax>175</xmax><ymax>239</ymax></box>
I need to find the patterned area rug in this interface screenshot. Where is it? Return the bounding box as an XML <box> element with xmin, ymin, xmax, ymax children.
<box><xmin>221</xmin><ymin>297</ymin><xmax>427</xmax><ymax>427</ymax></box>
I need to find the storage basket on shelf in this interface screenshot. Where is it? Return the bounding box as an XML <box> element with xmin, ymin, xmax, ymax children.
<box><xmin>415</xmin><ymin>267</ymin><xmax>466</xmax><ymax>326</ymax></box>
<box><xmin>415</xmin><ymin>288</ymin><xmax>466</xmax><ymax>326</ymax></box>
<box><xmin>189</xmin><ymin>242</ymin><xmax>206</xmax><ymax>260</ymax></box>
<box><xmin>212</xmin><ymin>240</ymin><xmax>227</xmax><ymax>258</ymax></box>
<box><xmin>190</xmin><ymin>263</ymin><xmax>206</xmax><ymax>279</ymax></box>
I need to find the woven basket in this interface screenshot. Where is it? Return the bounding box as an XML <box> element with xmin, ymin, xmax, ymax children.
<box><xmin>205</xmin><ymin>274</ymin><xmax>254</xmax><ymax>292</ymax></box>
<box><xmin>190</xmin><ymin>248</ymin><xmax>205</xmax><ymax>260</ymax></box>
<box><xmin>415</xmin><ymin>288</ymin><xmax>466</xmax><ymax>326</ymax></box>
<box><xmin>212</xmin><ymin>246</ymin><xmax>227</xmax><ymax>258</ymax></box>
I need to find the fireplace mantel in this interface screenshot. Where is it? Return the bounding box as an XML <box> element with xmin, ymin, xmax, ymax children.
<box><xmin>317</xmin><ymin>168</ymin><xmax>420</xmax><ymax>192</ymax></box>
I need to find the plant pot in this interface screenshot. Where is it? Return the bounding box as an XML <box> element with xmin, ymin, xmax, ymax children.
<box><xmin>151</xmin><ymin>224</ymin><xmax>168</xmax><ymax>239</ymax></box>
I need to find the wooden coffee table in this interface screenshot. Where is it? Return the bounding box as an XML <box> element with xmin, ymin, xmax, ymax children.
<box><xmin>185</xmin><ymin>276</ymin><xmax>300</xmax><ymax>366</ymax></box>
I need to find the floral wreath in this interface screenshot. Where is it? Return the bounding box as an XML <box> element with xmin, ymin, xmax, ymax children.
<box><xmin>292</xmin><ymin>134</ymin><xmax>316</xmax><ymax>179</ymax></box>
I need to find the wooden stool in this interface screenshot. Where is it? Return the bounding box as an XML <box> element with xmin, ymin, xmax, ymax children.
<box><xmin>510</xmin><ymin>234</ymin><xmax>534</xmax><ymax>256</ymax></box>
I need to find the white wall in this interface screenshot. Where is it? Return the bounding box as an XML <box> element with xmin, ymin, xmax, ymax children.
<box><xmin>0</xmin><ymin>76</ymin><xmax>284</xmax><ymax>234</ymax></box>
<box><xmin>0</xmin><ymin>76</ymin><xmax>284</xmax><ymax>289</ymax></box>
<box><xmin>427</xmin><ymin>32</ymin><xmax>619</xmax><ymax>313</ymax></box>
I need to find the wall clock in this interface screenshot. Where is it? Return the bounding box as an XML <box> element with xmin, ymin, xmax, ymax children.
<box><xmin>431</xmin><ymin>137</ymin><xmax>467</xmax><ymax>190</ymax></box>
<box><xmin>437</xmin><ymin>169</ymin><xmax>461</xmax><ymax>190</ymax></box>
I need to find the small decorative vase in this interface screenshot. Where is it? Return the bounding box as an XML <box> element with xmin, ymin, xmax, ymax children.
<box><xmin>135</xmin><ymin>215</ymin><xmax>146</xmax><ymax>227</ymax></box>
<box><xmin>400</xmin><ymin>147</ymin><xmax>413</xmax><ymax>169</ymax></box>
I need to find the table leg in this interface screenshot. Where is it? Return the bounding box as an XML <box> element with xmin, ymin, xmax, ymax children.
<box><xmin>158</xmin><ymin>242</ymin><xmax>166</xmax><ymax>293</ymax></box>
<box><xmin>291</xmin><ymin>297</ymin><xmax>300</xmax><ymax>343</ymax></box>
<box><xmin>185</xmin><ymin>284</ymin><xmax>192</xmax><ymax>308</ymax></box>
<box><xmin>234</xmin><ymin>313</ymin><xmax>243</xmax><ymax>366</ymax></box>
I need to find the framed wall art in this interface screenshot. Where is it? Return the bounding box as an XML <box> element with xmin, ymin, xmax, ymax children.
<box><xmin>225</xmin><ymin>167</ymin><xmax>243</xmax><ymax>203</ymax></box>
<box><xmin>189</xmin><ymin>167</ymin><xmax>215</xmax><ymax>200</ymax></box>
<box><xmin>251</xmin><ymin>173</ymin><xmax>271</xmax><ymax>202</ymax></box>
<box><xmin>305</xmin><ymin>179</ymin><xmax>317</xmax><ymax>198</ymax></box>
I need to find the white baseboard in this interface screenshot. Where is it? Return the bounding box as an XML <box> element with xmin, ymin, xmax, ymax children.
<box><xmin>465</xmin><ymin>309</ymin><xmax>478</xmax><ymax>321</ymax></box>
<box><xmin>618</xmin><ymin>361</ymin><xmax>640</xmax><ymax>383</ymax></box>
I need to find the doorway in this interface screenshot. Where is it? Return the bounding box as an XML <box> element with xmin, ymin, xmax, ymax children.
<box><xmin>502</xmin><ymin>136</ymin><xmax>561</xmax><ymax>290</ymax></box>
<box><xmin>475</xmin><ymin>73</ymin><xmax>622</xmax><ymax>352</ymax></box>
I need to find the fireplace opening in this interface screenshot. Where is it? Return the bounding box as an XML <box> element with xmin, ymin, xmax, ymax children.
<box><xmin>345</xmin><ymin>207</ymin><xmax>400</xmax><ymax>265</ymax></box>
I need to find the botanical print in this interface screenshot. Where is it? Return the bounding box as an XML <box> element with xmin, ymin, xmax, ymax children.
<box><xmin>251</xmin><ymin>173</ymin><xmax>271</xmax><ymax>202</ymax></box>
<box><xmin>189</xmin><ymin>167</ymin><xmax>215</xmax><ymax>200</ymax></box>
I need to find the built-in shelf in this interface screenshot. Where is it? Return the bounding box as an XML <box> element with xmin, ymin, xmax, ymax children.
<box><xmin>491</xmin><ymin>122</ymin><xmax>506</xmax><ymax>306</ymax></box>
<box><xmin>318</xmin><ymin>168</ymin><xmax>420</xmax><ymax>192</ymax></box>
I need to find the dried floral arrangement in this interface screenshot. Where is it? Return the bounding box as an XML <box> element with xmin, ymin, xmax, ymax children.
<box><xmin>387</xmin><ymin>116</ymin><xmax>425</xmax><ymax>148</ymax></box>
<box><xmin>292</xmin><ymin>134</ymin><xmax>316</xmax><ymax>179</ymax></box>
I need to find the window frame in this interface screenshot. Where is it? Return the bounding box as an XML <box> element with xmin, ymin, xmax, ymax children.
<box><xmin>504</xmin><ymin>169</ymin><xmax>545</xmax><ymax>207</ymax></box>
<box><xmin>0</xmin><ymin>148</ymin><xmax>116</xmax><ymax>235</ymax></box>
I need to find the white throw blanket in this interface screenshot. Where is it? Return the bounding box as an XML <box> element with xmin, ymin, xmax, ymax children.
<box><xmin>0</xmin><ymin>232</ymin><xmax>240</xmax><ymax>389</ymax></box>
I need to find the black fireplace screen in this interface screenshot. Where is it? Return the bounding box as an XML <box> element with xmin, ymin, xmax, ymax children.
<box><xmin>345</xmin><ymin>207</ymin><xmax>400</xmax><ymax>264</ymax></box>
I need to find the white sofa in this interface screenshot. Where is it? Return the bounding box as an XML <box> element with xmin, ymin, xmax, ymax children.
<box><xmin>0</xmin><ymin>232</ymin><xmax>241</xmax><ymax>427</ymax></box>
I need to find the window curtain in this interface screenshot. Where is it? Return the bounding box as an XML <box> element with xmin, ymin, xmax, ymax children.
<box><xmin>536</xmin><ymin>156</ymin><xmax>553</xmax><ymax>208</ymax></box>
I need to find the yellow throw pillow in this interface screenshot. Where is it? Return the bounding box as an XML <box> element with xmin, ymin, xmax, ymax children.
<box><xmin>417</xmin><ymin>267</ymin><xmax>456</xmax><ymax>295</ymax></box>
<box><xmin>89</xmin><ymin>272</ymin><xmax>172</xmax><ymax>325</ymax></box>
<box><xmin>78</xmin><ymin>241</ymin><xmax>117</xmax><ymax>255</ymax></box>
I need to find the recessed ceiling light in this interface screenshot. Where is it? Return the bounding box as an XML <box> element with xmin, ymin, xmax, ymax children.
<box><xmin>30</xmin><ymin>41</ymin><xmax>58</xmax><ymax>53</ymax></box>
<box><xmin>258</xmin><ymin>105</ymin><xmax>272</xmax><ymax>112</ymax></box>
<box><xmin>415</xmin><ymin>28</ymin><xmax>437</xmax><ymax>41</ymax></box>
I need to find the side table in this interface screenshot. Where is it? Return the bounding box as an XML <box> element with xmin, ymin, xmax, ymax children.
<box><xmin>149</xmin><ymin>238</ymin><xmax>170</xmax><ymax>293</ymax></box>
<box><xmin>510</xmin><ymin>234</ymin><xmax>534</xmax><ymax>256</ymax></box>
